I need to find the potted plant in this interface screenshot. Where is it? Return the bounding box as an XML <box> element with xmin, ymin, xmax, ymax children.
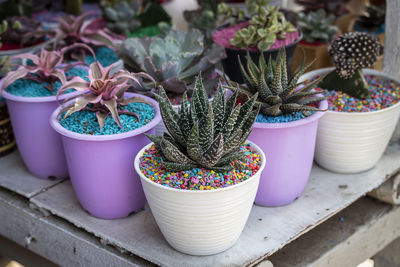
<box><xmin>353</xmin><ymin>4</ymin><xmax>386</xmax><ymax>70</ymax></box>
<box><xmin>223</xmin><ymin>50</ymin><xmax>327</xmax><ymax>206</ymax></box>
<box><xmin>51</xmin><ymin>12</ymin><xmax>120</xmax><ymax>67</ymax></box>
<box><xmin>212</xmin><ymin>0</ymin><xmax>301</xmax><ymax>83</ymax></box>
<box><xmin>0</xmin><ymin>16</ymin><xmax>51</xmax><ymax>57</ymax></box>
<box><xmin>117</xmin><ymin>27</ymin><xmax>225</xmax><ymax>134</ymax></box>
<box><xmin>0</xmin><ymin>47</ymin><xmax>88</xmax><ymax>179</ymax></box>
<box><xmin>290</xmin><ymin>9</ymin><xmax>338</xmax><ymax>73</ymax></box>
<box><xmin>134</xmin><ymin>75</ymin><xmax>266</xmax><ymax>255</ymax></box>
<box><xmin>99</xmin><ymin>0</ymin><xmax>171</xmax><ymax>38</ymax></box>
<box><xmin>50</xmin><ymin>61</ymin><xmax>161</xmax><ymax>219</ymax></box>
<box><xmin>299</xmin><ymin>32</ymin><xmax>400</xmax><ymax>173</ymax></box>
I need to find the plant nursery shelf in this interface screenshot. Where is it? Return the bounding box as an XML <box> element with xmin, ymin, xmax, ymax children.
<box><xmin>0</xmin><ymin>142</ymin><xmax>399</xmax><ymax>267</ymax></box>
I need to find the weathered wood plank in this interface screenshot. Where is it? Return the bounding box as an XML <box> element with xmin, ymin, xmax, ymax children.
<box><xmin>373</xmin><ymin>237</ymin><xmax>400</xmax><ymax>267</ymax></box>
<box><xmin>0</xmin><ymin>188</ymin><xmax>154</xmax><ymax>267</ymax></box>
<box><xmin>268</xmin><ymin>197</ymin><xmax>400</xmax><ymax>267</ymax></box>
<box><xmin>29</xmin><ymin>143</ymin><xmax>400</xmax><ymax>267</ymax></box>
<box><xmin>0</xmin><ymin>151</ymin><xmax>64</xmax><ymax>198</ymax></box>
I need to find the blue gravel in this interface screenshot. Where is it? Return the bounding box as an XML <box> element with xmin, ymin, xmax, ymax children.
<box><xmin>59</xmin><ymin>102</ymin><xmax>155</xmax><ymax>135</ymax></box>
<box><xmin>5</xmin><ymin>67</ymin><xmax>88</xmax><ymax>97</ymax></box>
<box><xmin>86</xmin><ymin>47</ymin><xmax>119</xmax><ymax>67</ymax></box>
<box><xmin>256</xmin><ymin>111</ymin><xmax>314</xmax><ymax>123</ymax></box>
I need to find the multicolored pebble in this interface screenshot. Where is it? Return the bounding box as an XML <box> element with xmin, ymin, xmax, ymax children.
<box><xmin>139</xmin><ymin>143</ymin><xmax>262</xmax><ymax>190</ymax></box>
<box><xmin>318</xmin><ymin>75</ymin><xmax>400</xmax><ymax>112</ymax></box>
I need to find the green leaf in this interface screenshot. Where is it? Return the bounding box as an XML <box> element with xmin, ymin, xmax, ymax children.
<box><xmin>160</xmin><ymin>137</ymin><xmax>195</xmax><ymax>164</ymax></box>
<box><xmin>187</xmin><ymin>122</ymin><xmax>202</xmax><ymax>162</ymax></box>
<box><xmin>200</xmin><ymin>132</ymin><xmax>224</xmax><ymax>168</ymax></box>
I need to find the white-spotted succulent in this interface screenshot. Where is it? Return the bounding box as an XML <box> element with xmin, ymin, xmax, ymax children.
<box><xmin>117</xmin><ymin>28</ymin><xmax>225</xmax><ymax>98</ymax></box>
<box><xmin>223</xmin><ymin>50</ymin><xmax>326</xmax><ymax>116</ymax></box>
<box><xmin>319</xmin><ymin>32</ymin><xmax>383</xmax><ymax>99</ymax></box>
<box><xmin>57</xmin><ymin>61</ymin><xmax>155</xmax><ymax>130</ymax></box>
<box><xmin>146</xmin><ymin>75</ymin><xmax>259</xmax><ymax>172</ymax></box>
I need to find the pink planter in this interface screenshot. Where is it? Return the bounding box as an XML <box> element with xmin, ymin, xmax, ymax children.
<box><xmin>2</xmin><ymin>90</ymin><xmax>72</xmax><ymax>179</ymax></box>
<box><xmin>50</xmin><ymin>93</ymin><xmax>161</xmax><ymax>219</ymax></box>
<box><xmin>249</xmin><ymin>99</ymin><xmax>328</xmax><ymax>206</ymax></box>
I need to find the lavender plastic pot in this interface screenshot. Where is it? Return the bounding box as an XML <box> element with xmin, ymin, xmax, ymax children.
<box><xmin>50</xmin><ymin>93</ymin><xmax>161</xmax><ymax>219</ymax></box>
<box><xmin>1</xmin><ymin>88</ymin><xmax>73</xmax><ymax>179</ymax></box>
<box><xmin>249</xmin><ymin>98</ymin><xmax>328</xmax><ymax>207</ymax></box>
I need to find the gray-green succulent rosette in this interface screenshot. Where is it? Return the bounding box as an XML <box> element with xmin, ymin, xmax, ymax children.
<box><xmin>117</xmin><ymin>28</ymin><xmax>226</xmax><ymax>102</ymax></box>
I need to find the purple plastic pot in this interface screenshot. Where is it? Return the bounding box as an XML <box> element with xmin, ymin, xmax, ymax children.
<box><xmin>50</xmin><ymin>93</ymin><xmax>161</xmax><ymax>219</ymax></box>
<box><xmin>249</xmin><ymin>98</ymin><xmax>328</xmax><ymax>207</ymax></box>
<box><xmin>1</xmin><ymin>89</ymin><xmax>73</xmax><ymax>179</ymax></box>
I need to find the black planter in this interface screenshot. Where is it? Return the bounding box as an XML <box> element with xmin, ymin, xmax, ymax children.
<box><xmin>220</xmin><ymin>32</ymin><xmax>302</xmax><ymax>84</ymax></box>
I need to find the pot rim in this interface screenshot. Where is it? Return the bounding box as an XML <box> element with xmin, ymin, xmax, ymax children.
<box><xmin>299</xmin><ymin>67</ymin><xmax>400</xmax><ymax>116</ymax></box>
<box><xmin>252</xmin><ymin>96</ymin><xmax>328</xmax><ymax>129</ymax></box>
<box><xmin>214</xmin><ymin>22</ymin><xmax>303</xmax><ymax>54</ymax></box>
<box><xmin>50</xmin><ymin>92</ymin><xmax>161</xmax><ymax>141</ymax></box>
<box><xmin>134</xmin><ymin>140</ymin><xmax>266</xmax><ymax>194</ymax></box>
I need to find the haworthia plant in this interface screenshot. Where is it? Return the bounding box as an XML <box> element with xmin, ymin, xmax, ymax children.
<box><xmin>223</xmin><ymin>49</ymin><xmax>326</xmax><ymax>116</ymax></box>
<box><xmin>146</xmin><ymin>74</ymin><xmax>259</xmax><ymax>172</ymax></box>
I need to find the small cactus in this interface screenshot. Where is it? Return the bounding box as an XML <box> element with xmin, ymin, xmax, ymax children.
<box><xmin>319</xmin><ymin>32</ymin><xmax>383</xmax><ymax>99</ymax></box>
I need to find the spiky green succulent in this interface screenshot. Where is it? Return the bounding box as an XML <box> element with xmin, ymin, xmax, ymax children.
<box><xmin>100</xmin><ymin>0</ymin><xmax>142</xmax><ymax>36</ymax></box>
<box><xmin>218</xmin><ymin>0</ymin><xmax>297</xmax><ymax>51</ymax></box>
<box><xmin>146</xmin><ymin>75</ymin><xmax>259</xmax><ymax>172</ymax></box>
<box><xmin>223</xmin><ymin>50</ymin><xmax>326</xmax><ymax>117</ymax></box>
<box><xmin>117</xmin><ymin>28</ymin><xmax>225</xmax><ymax>98</ymax></box>
<box><xmin>297</xmin><ymin>9</ymin><xmax>338</xmax><ymax>44</ymax></box>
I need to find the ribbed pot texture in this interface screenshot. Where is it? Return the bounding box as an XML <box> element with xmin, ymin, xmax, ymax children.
<box><xmin>135</xmin><ymin>141</ymin><xmax>266</xmax><ymax>255</ymax></box>
<box><xmin>299</xmin><ymin>68</ymin><xmax>400</xmax><ymax>173</ymax></box>
<box><xmin>50</xmin><ymin>93</ymin><xmax>162</xmax><ymax>219</ymax></box>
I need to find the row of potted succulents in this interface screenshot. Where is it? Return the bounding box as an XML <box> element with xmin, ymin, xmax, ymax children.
<box><xmin>0</xmin><ymin>0</ymin><xmax>399</xmax><ymax>257</ymax></box>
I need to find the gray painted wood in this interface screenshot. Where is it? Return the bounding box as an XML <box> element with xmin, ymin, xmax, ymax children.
<box><xmin>0</xmin><ymin>188</ymin><xmax>154</xmax><ymax>267</ymax></box>
<box><xmin>384</xmin><ymin>0</ymin><xmax>400</xmax><ymax>143</ymax></box>
<box><xmin>0</xmin><ymin>151</ymin><xmax>64</xmax><ymax>198</ymax></box>
<box><xmin>368</xmin><ymin>173</ymin><xmax>400</xmax><ymax>205</ymax></box>
<box><xmin>374</xmin><ymin>237</ymin><xmax>400</xmax><ymax>267</ymax></box>
<box><xmin>30</xmin><ymin>143</ymin><xmax>400</xmax><ymax>267</ymax></box>
<box><xmin>268</xmin><ymin>197</ymin><xmax>400</xmax><ymax>267</ymax></box>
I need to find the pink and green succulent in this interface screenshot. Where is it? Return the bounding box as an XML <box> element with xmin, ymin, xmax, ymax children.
<box><xmin>57</xmin><ymin>61</ymin><xmax>156</xmax><ymax>130</ymax></box>
<box><xmin>0</xmin><ymin>46</ymin><xmax>89</xmax><ymax>93</ymax></box>
<box><xmin>52</xmin><ymin>12</ymin><xmax>118</xmax><ymax>62</ymax></box>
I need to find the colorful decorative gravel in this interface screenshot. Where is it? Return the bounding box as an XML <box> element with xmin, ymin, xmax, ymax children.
<box><xmin>86</xmin><ymin>46</ymin><xmax>119</xmax><ymax>67</ymax></box>
<box><xmin>60</xmin><ymin>102</ymin><xmax>155</xmax><ymax>135</ymax></box>
<box><xmin>256</xmin><ymin>111</ymin><xmax>315</xmax><ymax>123</ymax></box>
<box><xmin>139</xmin><ymin>143</ymin><xmax>262</xmax><ymax>190</ymax></box>
<box><xmin>319</xmin><ymin>75</ymin><xmax>400</xmax><ymax>112</ymax></box>
<box><xmin>5</xmin><ymin>67</ymin><xmax>88</xmax><ymax>97</ymax></box>
<box><xmin>212</xmin><ymin>21</ymin><xmax>300</xmax><ymax>51</ymax></box>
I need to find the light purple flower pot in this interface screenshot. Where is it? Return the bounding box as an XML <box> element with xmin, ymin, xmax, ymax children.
<box><xmin>1</xmin><ymin>90</ymin><xmax>72</xmax><ymax>179</ymax></box>
<box><xmin>249</xmin><ymin>99</ymin><xmax>328</xmax><ymax>207</ymax></box>
<box><xmin>50</xmin><ymin>93</ymin><xmax>161</xmax><ymax>219</ymax></box>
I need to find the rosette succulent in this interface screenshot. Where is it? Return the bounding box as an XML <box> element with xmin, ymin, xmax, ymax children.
<box><xmin>319</xmin><ymin>32</ymin><xmax>383</xmax><ymax>99</ymax></box>
<box><xmin>100</xmin><ymin>0</ymin><xmax>142</xmax><ymax>36</ymax></box>
<box><xmin>117</xmin><ymin>28</ymin><xmax>225</xmax><ymax>98</ymax></box>
<box><xmin>146</xmin><ymin>74</ymin><xmax>259</xmax><ymax>172</ymax></box>
<box><xmin>223</xmin><ymin>50</ymin><xmax>326</xmax><ymax>116</ymax></box>
<box><xmin>52</xmin><ymin>12</ymin><xmax>117</xmax><ymax>62</ymax></box>
<box><xmin>57</xmin><ymin>61</ymin><xmax>155</xmax><ymax>130</ymax></box>
<box><xmin>297</xmin><ymin>9</ymin><xmax>338</xmax><ymax>44</ymax></box>
<box><xmin>0</xmin><ymin>46</ymin><xmax>88</xmax><ymax>93</ymax></box>
<box><xmin>295</xmin><ymin>0</ymin><xmax>349</xmax><ymax>17</ymax></box>
<box><xmin>218</xmin><ymin>0</ymin><xmax>297</xmax><ymax>51</ymax></box>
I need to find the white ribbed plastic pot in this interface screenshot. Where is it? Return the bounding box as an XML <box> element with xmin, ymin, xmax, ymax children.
<box><xmin>299</xmin><ymin>68</ymin><xmax>400</xmax><ymax>174</ymax></box>
<box><xmin>134</xmin><ymin>141</ymin><xmax>266</xmax><ymax>255</ymax></box>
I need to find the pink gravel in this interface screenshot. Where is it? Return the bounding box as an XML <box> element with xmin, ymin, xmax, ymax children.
<box><xmin>213</xmin><ymin>21</ymin><xmax>300</xmax><ymax>51</ymax></box>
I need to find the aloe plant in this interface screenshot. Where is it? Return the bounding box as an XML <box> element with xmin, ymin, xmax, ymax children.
<box><xmin>52</xmin><ymin>12</ymin><xmax>117</xmax><ymax>62</ymax></box>
<box><xmin>218</xmin><ymin>0</ymin><xmax>297</xmax><ymax>51</ymax></box>
<box><xmin>0</xmin><ymin>46</ymin><xmax>89</xmax><ymax>93</ymax></box>
<box><xmin>319</xmin><ymin>32</ymin><xmax>383</xmax><ymax>99</ymax></box>
<box><xmin>146</xmin><ymin>74</ymin><xmax>259</xmax><ymax>172</ymax></box>
<box><xmin>57</xmin><ymin>61</ymin><xmax>156</xmax><ymax>130</ymax></box>
<box><xmin>118</xmin><ymin>28</ymin><xmax>225</xmax><ymax>98</ymax></box>
<box><xmin>223</xmin><ymin>50</ymin><xmax>326</xmax><ymax>116</ymax></box>
<box><xmin>297</xmin><ymin>9</ymin><xmax>338</xmax><ymax>44</ymax></box>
